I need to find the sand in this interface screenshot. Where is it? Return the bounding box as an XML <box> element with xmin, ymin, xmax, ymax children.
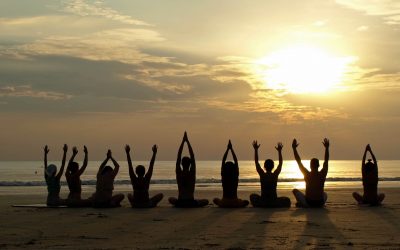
<box><xmin>0</xmin><ymin>188</ymin><xmax>399</xmax><ymax>249</ymax></box>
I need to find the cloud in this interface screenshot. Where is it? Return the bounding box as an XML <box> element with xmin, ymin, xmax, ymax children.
<box><xmin>335</xmin><ymin>0</ymin><xmax>400</xmax><ymax>25</ymax></box>
<box><xmin>62</xmin><ymin>0</ymin><xmax>150</xmax><ymax>25</ymax></box>
<box><xmin>5</xmin><ymin>28</ymin><xmax>166</xmax><ymax>65</ymax></box>
<box><xmin>0</xmin><ymin>85</ymin><xmax>72</xmax><ymax>100</ymax></box>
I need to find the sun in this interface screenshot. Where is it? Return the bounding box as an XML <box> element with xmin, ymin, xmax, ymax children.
<box><xmin>255</xmin><ymin>45</ymin><xmax>356</xmax><ymax>94</ymax></box>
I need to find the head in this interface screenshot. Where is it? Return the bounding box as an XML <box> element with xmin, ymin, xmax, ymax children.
<box><xmin>135</xmin><ymin>165</ymin><xmax>146</xmax><ymax>177</ymax></box>
<box><xmin>310</xmin><ymin>158</ymin><xmax>320</xmax><ymax>171</ymax></box>
<box><xmin>46</xmin><ymin>164</ymin><xmax>57</xmax><ymax>177</ymax></box>
<box><xmin>181</xmin><ymin>156</ymin><xmax>191</xmax><ymax>170</ymax></box>
<box><xmin>101</xmin><ymin>166</ymin><xmax>113</xmax><ymax>175</ymax></box>
<box><xmin>364</xmin><ymin>159</ymin><xmax>376</xmax><ymax>174</ymax></box>
<box><xmin>264</xmin><ymin>159</ymin><xmax>274</xmax><ymax>172</ymax></box>
<box><xmin>222</xmin><ymin>161</ymin><xmax>238</xmax><ymax>177</ymax></box>
<box><xmin>68</xmin><ymin>162</ymin><xmax>79</xmax><ymax>174</ymax></box>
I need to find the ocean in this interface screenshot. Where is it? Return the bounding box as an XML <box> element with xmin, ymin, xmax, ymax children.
<box><xmin>0</xmin><ymin>160</ymin><xmax>399</xmax><ymax>195</ymax></box>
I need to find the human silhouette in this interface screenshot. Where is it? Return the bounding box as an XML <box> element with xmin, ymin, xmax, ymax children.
<box><xmin>125</xmin><ymin>144</ymin><xmax>163</xmax><ymax>208</ymax></box>
<box><xmin>65</xmin><ymin>146</ymin><xmax>91</xmax><ymax>207</ymax></box>
<box><xmin>250</xmin><ymin>141</ymin><xmax>291</xmax><ymax>208</ymax></box>
<box><xmin>213</xmin><ymin>140</ymin><xmax>249</xmax><ymax>208</ymax></box>
<box><xmin>43</xmin><ymin>144</ymin><xmax>67</xmax><ymax>206</ymax></box>
<box><xmin>169</xmin><ymin>132</ymin><xmax>209</xmax><ymax>208</ymax></box>
<box><xmin>91</xmin><ymin>150</ymin><xmax>124</xmax><ymax>208</ymax></box>
<box><xmin>292</xmin><ymin>138</ymin><xmax>329</xmax><ymax>208</ymax></box>
<box><xmin>352</xmin><ymin>144</ymin><xmax>385</xmax><ymax>206</ymax></box>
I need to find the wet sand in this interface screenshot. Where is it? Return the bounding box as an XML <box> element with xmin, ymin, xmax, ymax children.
<box><xmin>0</xmin><ymin>188</ymin><xmax>399</xmax><ymax>249</ymax></box>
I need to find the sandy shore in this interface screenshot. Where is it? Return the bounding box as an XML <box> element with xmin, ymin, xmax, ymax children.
<box><xmin>1</xmin><ymin>188</ymin><xmax>399</xmax><ymax>249</ymax></box>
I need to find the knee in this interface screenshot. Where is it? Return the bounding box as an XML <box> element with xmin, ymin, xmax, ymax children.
<box><xmin>250</xmin><ymin>194</ymin><xmax>260</xmax><ymax>206</ymax></box>
<box><xmin>379</xmin><ymin>193</ymin><xmax>385</xmax><ymax>201</ymax></box>
<box><xmin>250</xmin><ymin>193</ymin><xmax>259</xmax><ymax>200</ymax></box>
<box><xmin>292</xmin><ymin>189</ymin><xmax>300</xmax><ymax>195</ymax></box>
<box><xmin>168</xmin><ymin>197</ymin><xmax>177</xmax><ymax>205</ymax></box>
<box><xmin>199</xmin><ymin>199</ymin><xmax>209</xmax><ymax>206</ymax></box>
<box><xmin>281</xmin><ymin>197</ymin><xmax>291</xmax><ymax>207</ymax></box>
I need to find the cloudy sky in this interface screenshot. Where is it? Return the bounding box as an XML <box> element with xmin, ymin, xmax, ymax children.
<box><xmin>1</xmin><ymin>0</ymin><xmax>399</xmax><ymax>160</ymax></box>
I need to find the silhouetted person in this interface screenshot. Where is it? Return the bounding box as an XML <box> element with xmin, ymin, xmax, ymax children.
<box><xmin>43</xmin><ymin>144</ymin><xmax>67</xmax><ymax>206</ymax></box>
<box><xmin>352</xmin><ymin>144</ymin><xmax>385</xmax><ymax>206</ymax></box>
<box><xmin>292</xmin><ymin>138</ymin><xmax>329</xmax><ymax>208</ymax></box>
<box><xmin>65</xmin><ymin>146</ymin><xmax>91</xmax><ymax>207</ymax></box>
<box><xmin>91</xmin><ymin>150</ymin><xmax>124</xmax><ymax>208</ymax></box>
<box><xmin>250</xmin><ymin>141</ymin><xmax>291</xmax><ymax>208</ymax></box>
<box><xmin>125</xmin><ymin>144</ymin><xmax>163</xmax><ymax>208</ymax></box>
<box><xmin>169</xmin><ymin>132</ymin><xmax>209</xmax><ymax>208</ymax></box>
<box><xmin>214</xmin><ymin>140</ymin><xmax>249</xmax><ymax>208</ymax></box>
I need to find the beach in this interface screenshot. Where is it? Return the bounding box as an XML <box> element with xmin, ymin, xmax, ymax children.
<box><xmin>1</xmin><ymin>188</ymin><xmax>399</xmax><ymax>249</ymax></box>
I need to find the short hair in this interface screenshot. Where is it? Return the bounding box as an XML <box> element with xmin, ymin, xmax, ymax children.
<box><xmin>101</xmin><ymin>166</ymin><xmax>113</xmax><ymax>175</ymax></box>
<box><xmin>310</xmin><ymin>158</ymin><xmax>320</xmax><ymax>169</ymax></box>
<box><xmin>68</xmin><ymin>162</ymin><xmax>79</xmax><ymax>174</ymax></box>
<box><xmin>135</xmin><ymin>165</ymin><xmax>146</xmax><ymax>177</ymax></box>
<box><xmin>264</xmin><ymin>159</ymin><xmax>274</xmax><ymax>172</ymax></box>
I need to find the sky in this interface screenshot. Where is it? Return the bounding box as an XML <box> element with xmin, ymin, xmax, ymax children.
<box><xmin>0</xmin><ymin>0</ymin><xmax>399</xmax><ymax>160</ymax></box>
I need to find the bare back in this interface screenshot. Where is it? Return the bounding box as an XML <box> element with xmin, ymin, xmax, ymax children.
<box><xmin>177</xmin><ymin>168</ymin><xmax>195</xmax><ymax>200</ymax></box>
<box><xmin>304</xmin><ymin>171</ymin><xmax>327</xmax><ymax>201</ymax></box>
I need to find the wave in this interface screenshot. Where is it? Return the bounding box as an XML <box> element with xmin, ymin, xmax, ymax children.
<box><xmin>1</xmin><ymin>177</ymin><xmax>400</xmax><ymax>187</ymax></box>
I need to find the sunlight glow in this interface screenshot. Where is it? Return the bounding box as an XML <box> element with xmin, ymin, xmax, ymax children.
<box><xmin>256</xmin><ymin>45</ymin><xmax>357</xmax><ymax>94</ymax></box>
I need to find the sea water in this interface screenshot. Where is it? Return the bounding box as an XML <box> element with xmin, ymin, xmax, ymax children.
<box><xmin>0</xmin><ymin>160</ymin><xmax>399</xmax><ymax>195</ymax></box>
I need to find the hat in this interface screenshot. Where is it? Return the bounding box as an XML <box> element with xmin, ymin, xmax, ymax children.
<box><xmin>46</xmin><ymin>164</ymin><xmax>57</xmax><ymax>176</ymax></box>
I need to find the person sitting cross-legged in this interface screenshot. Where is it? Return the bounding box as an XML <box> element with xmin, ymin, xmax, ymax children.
<box><xmin>250</xmin><ymin>141</ymin><xmax>291</xmax><ymax>208</ymax></box>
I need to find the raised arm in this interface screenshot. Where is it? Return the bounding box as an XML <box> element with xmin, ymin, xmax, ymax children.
<box><xmin>77</xmin><ymin>146</ymin><xmax>88</xmax><ymax>176</ymax></box>
<box><xmin>98</xmin><ymin>150</ymin><xmax>110</xmax><ymax>177</ymax></box>
<box><xmin>56</xmin><ymin>144</ymin><xmax>68</xmax><ymax>179</ymax></box>
<box><xmin>146</xmin><ymin>144</ymin><xmax>158</xmax><ymax>180</ymax></box>
<box><xmin>292</xmin><ymin>139</ymin><xmax>308</xmax><ymax>176</ymax></box>
<box><xmin>362</xmin><ymin>144</ymin><xmax>368</xmax><ymax>168</ymax></box>
<box><xmin>321</xmin><ymin>138</ymin><xmax>329</xmax><ymax>175</ymax></box>
<box><xmin>125</xmin><ymin>145</ymin><xmax>136</xmax><ymax>180</ymax></box>
<box><xmin>368</xmin><ymin>145</ymin><xmax>377</xmax><ymax>166</ymax></box>
<box><xmin>222</xmin><ymin>141</ymin><xmax>230</xmax><ymax>168</ymax></box>
<box><xmin>66</xmin><ymin>146</ymin><xmax>78</xmax><ymax>177</ymax></box>
<box><xmin>44</xmin><ymin>145</ymin><xmax>49</xmax><ymax>177</ymax></box>
<box><xmin>109</xmin><ymin>150</ymin><xmax>120</xmax><ymax>177</ymax></box>
<box><xmin>176</xmin><ymin>133</ymin><xmax>185</xmax><ymax>173</ymax></box>
<box><xmin>252</xmin><ymin>140</ymin><xmax>263</xmax><ymax>175</ymax></box>
<box><xmin>186</xmin><ymin>133</ymin><xmax>196</xmax><ymax>173</ymax></box>
<box><xmin>274</xmin><ymin>142</ymin><xmax>283</xmax><ymax>175</ymax></box>
<box><xmin>229</xmin><ymin>140</ymin><xmax>238</xmax><ymax>167</ymax></box>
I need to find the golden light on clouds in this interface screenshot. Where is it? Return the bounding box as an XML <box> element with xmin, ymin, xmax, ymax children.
<box><xmin>255</xmin><ymin>45</ymin><xmax>358</xmax><ymax>94</ymax></box>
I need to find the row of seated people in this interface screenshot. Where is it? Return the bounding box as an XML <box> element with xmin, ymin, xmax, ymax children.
<box><xmin>43</xmin><ymin>132</ymin><xmax>385</xmax><ymax>208</ymax></box>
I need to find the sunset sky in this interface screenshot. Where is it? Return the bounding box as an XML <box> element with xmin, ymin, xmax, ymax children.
<box><xmin>1</xmin><ymin>0</ymin><xmax>399</xmax><ymax>160</ymax></box>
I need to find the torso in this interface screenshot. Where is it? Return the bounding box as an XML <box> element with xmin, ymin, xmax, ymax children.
<box><xmin>132</xmin><ymin>177</ymin><xmax>150</xmax><ymax>202</ymax></box>
<box><xmin>305</xmin><ymin>171</ymin><xmax>326</xmax><ymax>201</ymax></box>
<box><xmin>260</xmin><ymin>173</ymin><xmax>278</xmax><ymax>200</ymax></box>
<box><xmin>66</xmin><ymin>173</ymin><xmax>82</xmax><ymax>199</ymax></box>
<box><xmin>95</xmin><ymin>173</ymin><xmax>114</xmax><ymax>201</ymax></box>
<box><xmin>362</xmin><ymin>170</ymin><xmax>378</xmax><ymax>202</ymax></box>
<box><xmin>177</xmin><ymin>170</ymin><xmax>195</xmax><ymax>200</ymax></box>
<box><xmin>45</xmin><ymin>175</ymin><xmax>61</xmax><ymax>204</ymax></box>
<box><xmin>222</xmin><ymin>169</ymin><xmax>238</xmax><ymax>199</ymax></box>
